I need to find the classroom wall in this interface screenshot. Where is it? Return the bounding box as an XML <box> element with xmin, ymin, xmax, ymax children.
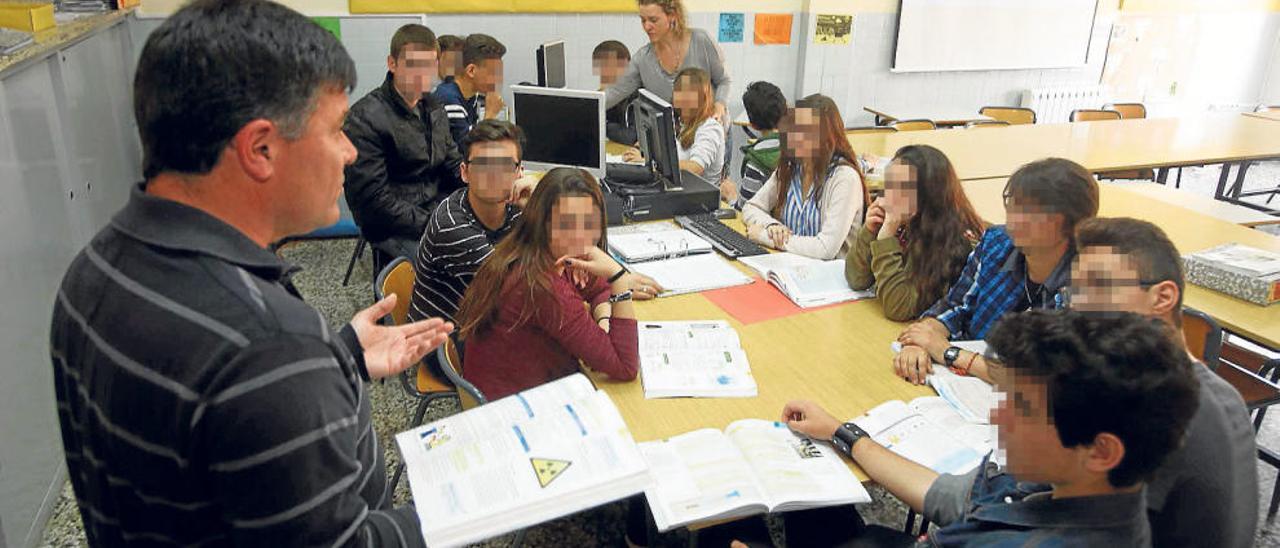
<box><xmin>1258</xmin><ymin>24</ymin><xmax>1280</xmax><ymax>104</ymax></box>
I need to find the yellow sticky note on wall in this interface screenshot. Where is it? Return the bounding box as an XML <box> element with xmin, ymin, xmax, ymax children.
<box><xmin>0</xmin><ymin>2</ymin><xmax>55</xmax><ymax>32</ymax></box>
<box><xmin>754</xmin><ymin>13</ymin><xmax>793</xmax><ymax>45</ymax></box>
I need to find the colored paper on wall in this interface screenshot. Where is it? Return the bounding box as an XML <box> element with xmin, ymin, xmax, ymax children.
<box><xmin>753</xmin><ymin>13</ymin><xmax>793</xmax><ymax>45</ymax></box>
<box><xmin>718</xmin><ymin>12</ymin><xmax>744</xmax><ymax>43</ymax></box>
<box><xmin>814</xmin><ymin>14</ymin><xmax>852</xmax><ymax>45</ymax></box>
<box><xmin>312</xmin><ymin>17</ymin><xmax>342</xmax><ymax>40</ymax></box>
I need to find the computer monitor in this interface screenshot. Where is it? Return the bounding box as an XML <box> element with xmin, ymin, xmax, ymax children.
<box><xmin>511</xmin><ymin>85</ymin><xmax>606</xmax><ymax>178</ymax></box>
<box><xmin>536</xmin><ymin>40</ymin><xmax>566</xmax><ymax>88</ymax></box>
<box><xmin>632</xmin><ymin>88</ymin><xmax>683</xmax><ymax>191</ymax></box>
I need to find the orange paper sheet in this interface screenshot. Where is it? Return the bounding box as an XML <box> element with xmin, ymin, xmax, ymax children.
<box><xmin>703</xmin><ymin>277</ymin><xmax>849</xmax><ymax>325</ymax></box>
<box><xmin>754</xmin><ymin>13</ymin><xmax>793</xmax><ymax>45</ymax></box>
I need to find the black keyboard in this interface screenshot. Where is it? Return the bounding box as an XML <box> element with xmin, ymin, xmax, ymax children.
<box><xmin>676</xmin><ymin>213</ymin><xmax>769</xmax><ymax>259</ymax></box>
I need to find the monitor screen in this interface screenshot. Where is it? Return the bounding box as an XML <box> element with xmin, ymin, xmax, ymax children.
<box><xmin>539</xmin><ymin>41</ymin><xmax>566</xmax><ymax>88</ymax></box>
<box><xmin>512</xmin><ymin>86</ymin><xmax>605</xmax><ymax>177</ymax></box>
<box><xmin>633</xmin><ymin>89</ymin><xmax>682</xmax><ymax>190</ymax></box>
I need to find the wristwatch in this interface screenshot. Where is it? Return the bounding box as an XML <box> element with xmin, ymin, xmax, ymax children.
<box><xmin>608</xmin><ymin>290</ymin><xmax>633</xmax><ymax>304</ymax></box>
<box><xmin>943</xmin><ymin>346</ymin><xmax>963</xmax><ymax>367</ymax></box>
<box><xmin>831</xmin><ymin>422</ymin><xmax>871</xmax><ymax>456</ymax></box>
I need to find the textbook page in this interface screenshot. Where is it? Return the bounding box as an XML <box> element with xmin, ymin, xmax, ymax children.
<box><xmin>725</xmin><ymin>419</ymin><xmax>871</xmax><ymax>512</ymax></box>
<box><xmin>768</xmin><ymin>260</ymin><xmax>875</xmax><ymax>308</ymax></box>
<box><xmin>396</xmin><ymin>375</ymin><xmax>648</xmax><ymax>547</ymax></box>
<box><xmin>851</xmin><ymin>400</ymin><xmax>984</xmax><ymax>476</ymax></box>
<box><xmin>609</xmin><ymin>229</ymin><xmax>713</xmax><ymax>263</ymax></box>
<box><xmin>628</xmin><ymin>254</ymin><xmax>753</xmax><ymax>296</ymax></box>
<box><xmin>638</xmin><ymin>321</ymin><xmax>757</xmax><ymax>399</ymax></box>
<box><xmin>738</xmin><ymin>252</ymin><xmax>821</xmax><ymax>279</ymax></box>
<box><xmin>927</xmin><ymin>367</ymin><xmax>998</xmax><ymax>424</ymax></box>
<box><xmin>639</xmin><ymin>429</ymin><xmax>770</xmax><ymax>531</ymax></box>
<box><xmin>906</xmin><ymin>397</ymin><xmax>995</xmax><ymax>456</ymax></box>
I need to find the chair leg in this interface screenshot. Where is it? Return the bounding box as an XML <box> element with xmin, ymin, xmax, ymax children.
<box><xmin>904</xmin><ymin>509</ymin><xmax>917</xmax><ymax>534</ymax></box>
<box><xmin>1175</xmin><ymin>167</ymin><xmax>1183</xmax><ymax>189</ymax></box>
<box><xmin>1271</xmin><ymin>476</ymin><xmax>1280</xmax><ymax>517</ymax></box>
<box><xmin>387</xmin><ymin>395</ymin><xmax>434</xmax><ymax>494</ymax></box>
<box><xmin>510</xmin><ymin>529</ymin><xmax>527</xmax><ymax>548</ymax></box>
<box><xmin>343</xmin><ymin>238</ymin><xmax>366</xmax><ymax>286</ymax></box>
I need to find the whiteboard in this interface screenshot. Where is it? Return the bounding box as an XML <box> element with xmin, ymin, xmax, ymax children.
<box><xmin>893</xmin><ymin>0</ymin><xmax>1099</xmax><ymax>72</ymax></box>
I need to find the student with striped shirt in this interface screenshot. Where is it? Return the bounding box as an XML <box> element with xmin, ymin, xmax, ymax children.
<box><xmin>433</xmin><ymin>34</ymin><xmax>507</xmax><ymax>149</ymax></box>
<box><xmin>742</xmin><ymin>94</ymin><xmax>868</xmax><ymax>260</ymax></box>
<box><xmin>49</xmin><ymin>1</ymin><xmax>452</xmax><ymax>544</ymax></box>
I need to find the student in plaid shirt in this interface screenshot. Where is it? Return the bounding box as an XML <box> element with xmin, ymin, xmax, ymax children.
<box><xmin>893</xmin><ymin>158</ymin><xmax>1099</xmax><ymax>385</ymax></box>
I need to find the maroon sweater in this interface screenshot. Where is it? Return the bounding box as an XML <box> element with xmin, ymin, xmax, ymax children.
<box><xmin>462</xmin><ymin>269</ymin><xmax>639</xmax><ymax>400</ymax></box>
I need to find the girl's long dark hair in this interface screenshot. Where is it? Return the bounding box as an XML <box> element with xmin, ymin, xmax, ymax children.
<box><xmin>454</xmin><ymin>168</ymin><xmax>607</xmax><ymax>340</ymax></box>
<box><xmin>893</xmin><ymin>145</ymin><xmax>988</xmax><ymax>308</ymax></box>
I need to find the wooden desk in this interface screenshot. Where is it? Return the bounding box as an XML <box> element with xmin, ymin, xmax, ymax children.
<box><xmin>1107</xmin><ymin>182</ymin><xmax>1279</xmax><ymax>227</ymax></box>
<box><xmin>848</xmin><ymin>113</ymin><xmax>1280</xmax><ymax>181</ymax></box>
<box><xmin>863</xmin><ymin>106</ymin><xmax>991</xmax><ymax>127</ymax></box>
<box><xmin>962</xmin><ymin>179</ymin><xmax>1280</xmax><ymax>349</ymax></box>
<box><xmin>597</xmin><ymin>219</ymin><xmax>934</xmax><ymax>481</ymax></box>
<box><xmin>1244</xmin><ymin>110</ymin><xmax>1280</xmax><ymax>123</ymax></box>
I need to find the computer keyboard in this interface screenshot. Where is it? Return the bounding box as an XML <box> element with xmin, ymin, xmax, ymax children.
<box><xmin>676</xmin><ymin>213</ymin><xmax>770</xmax><ymax>259</ymax></box>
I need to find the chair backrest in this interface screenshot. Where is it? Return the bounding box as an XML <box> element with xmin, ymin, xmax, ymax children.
<box><xmin>435</xmin><ymin>336</ymin><xmax>485</xmax><ymax>409</ymax></box>
<box><xmin>979</xmin><ymin>106</ymin><xmax>1036</xmax><ymax>125</ymax></box>
<box><xmin>1070</xmin><ymin>109</ymin><xmax>1122</xmax><ymax>122</ymax></box>
<box><xmin>1217</xmin><ymin>342</ymin><xmax>1280</xmax><ymax>413</ymax></box>
<box><xmin>374</xmin><ymin>256</ymin><xmax>414</xmax><ymax>326</ymax></box>
<box><xmin>965</xmin><ymin>120</ymin><xmax>1010</xmax><ymax>129</ymax></box>
<box><xmin>1104</xmin><ymin>102</ymin><xmax>1147</xmax><ymax>119</ymax></box>
<box><xmin>1182</xmin><ymin>307</ymin><xmax>1223</xmax><ymax>369</ymax></box>
<box><xmin>887</xmin><ymin>119</ymin><xmax>936</xmax><ymax>132</ymax></box>
<box><xmin>845</xmin><ymin>126</ymin><xmax>898</xmax><ymax>135</ymax></box>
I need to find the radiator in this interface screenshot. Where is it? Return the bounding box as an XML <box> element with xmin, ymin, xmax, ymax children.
<box><xmin>1020</xmin><ymin>86</ymin><xmax>1106</xmax><ymax>123</ymax></box>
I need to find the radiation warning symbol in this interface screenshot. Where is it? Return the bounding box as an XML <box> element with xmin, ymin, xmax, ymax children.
<box><xmin>530</xmin><ymin>457</ymin><xmax>572</xmax><ymax>488</ymax></box>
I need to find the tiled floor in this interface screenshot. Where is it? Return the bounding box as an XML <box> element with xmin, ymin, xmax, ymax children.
<box><xmin>38</xmin><ymin>164</ymin><xmax>1280</xmax><ymax>546</ymax></box>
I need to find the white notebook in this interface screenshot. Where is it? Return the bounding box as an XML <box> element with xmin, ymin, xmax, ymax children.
<box><xmin>395</xmin><ymin>374</ymin><xmax>649</xmax><ymax>548</ymax></box>
<box><xmin>638</xmin><ymin>321</ymin><xmax>757</xmax><ymax>399</ymax></box>
<box><xmin>640</xmin><ymin>419</ymin><xmax>871</xmax><ymax>531</ymax></box>
<box><xmin>628</xmin><ymin>253</ymin><xmax>754</xmax><ymax>296</ymax></box>
<box><xmin>609</xmin><ymin>228</ymin><xmax>713</xmax><ymax>263</ymax></box>
<box><xmin>851</xmin><ymin>398</ymin><xmax>996</xmax><ymax>476</ymax></box>
<box><xmin>739</xmin><ymin>253</ymin><xmax>875</xmax><ymax>308</ymax></box>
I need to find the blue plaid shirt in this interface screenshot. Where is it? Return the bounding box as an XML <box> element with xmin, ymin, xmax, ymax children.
<box><xmin>921</xmin><ymin>225</ymin><xmax>1072</xmax><ymax>340</ymax></box>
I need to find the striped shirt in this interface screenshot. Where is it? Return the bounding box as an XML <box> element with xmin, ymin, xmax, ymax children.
<box><xmin>781</xmin><ymin>170</ymin><xmax>824</xmax><ymax>237</ymax></box>
<box><xmin>431</xmin><ymin>79</ymin><xmax>484</xmax><ymax>149</ymax></box>
<box><xmin>50</xmin><ymin>184</ymin><xmax>424</xmax><ymax>546</ymax></box>
<box><xmin>408</xmin><ymin>188</ymin><xmax>520</xmax><ymax>324</ymax></box>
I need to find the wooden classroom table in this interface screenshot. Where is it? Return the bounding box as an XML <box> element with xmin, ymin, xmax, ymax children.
<box><xmin>594</xmin><ymin>219</ymin><xmax>934</xmax><ymax>481</ymax></box>
<box><xmin>863</xmin><ymin>106</ymin><xmax>992</xmax><ymax>127</ymax></box>
<box><xmin>1244</xmin><ymin>110</ymin><xmax>1280</xmax><ymax>123</ymax></box>
<box><xmin>847</xmin><ymin>113</ymin><xmax>1280</xmax><ymax>182</ymax></box>
<box><xmin>1117</xmin><ymin>182</ymin><xmax>1280</xmax><ymax>227</ymax></box>
<box><xmin>962</xmin><ymin>178</ymin><xmax>1280</xmax><ymax>350</ymax></box>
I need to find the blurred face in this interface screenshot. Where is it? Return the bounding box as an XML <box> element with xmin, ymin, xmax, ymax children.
<box><xmin>593</xmin><ymin>53</ymin><xmax>630</xmax><ymax>87</ymax></box>
<box><xmin>638</xmin><ymin>4</ymin><xmax>674</xmax><ymax>43</ymax></box>
<box><xmin>273</xmin><ymin>89</ymin><xmax>357</xmax><ymax>236</ymax></box>
<box><xmin>781</xmin><ymin>108</ymin><xmax>821</xmax><ymax>159</ymax></box>
<box><xmin>1003</xmin><ymin>191</ymin><xmax>1067</xmax><ymax>251</ymax></box>
<box><xmin>468</xmin><ymin>58</ymin><xmax>504</xmax><ymax>94</ymax></box>
<box><xmin>990</xmin><ymin>368</ymin><xmax>1080</xmax><ymax>485</ymax></box>
<box><xmin>440</xmin><ymin>49</ymin><xmax>463</xmax><ymax>80</ymax></box>
<box><xmin>389</xmin><ymin>45</ymin><xmax>438</xmax><ymax>98</ymax></box>
<box><xmin>1070</xmin><ymin>246</ymin><xmax>1163</xmax><ymax>315</ymax></box>
<box><xmin>462</xmin><ymin>140</ymin><xmax>521</xmax><ymax>205</ymax></box>
<box><xmin>672</xmin><ymin>75</ymin><xmax>702</xmax><ymax>117</ymax></box>
<box><xmin>549</xmin><ymin>195</ymin><xmax>601</xmax><ymax>259</ymax></box>
<box><xmin>883</xmin><ymin>161</ymin><xmax>919</xmax><ymax>218</ymax></box>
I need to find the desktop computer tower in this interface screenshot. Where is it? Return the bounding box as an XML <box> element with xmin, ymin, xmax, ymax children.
<box><xmin>603</xmin><ymin>171</ymin><xmax>720</xmax><ymax>225</ymax></box>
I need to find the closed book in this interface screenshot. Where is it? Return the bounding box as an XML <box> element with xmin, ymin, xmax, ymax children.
<box><xmin>1183</xmin><ymin>244</ymin><xmax>1280</xmax><ymax>306</ymax></box>
<box><xmin>0</xmin><ymin>2</ymin><xmax>54</xmax><ymax>32</ymax></box>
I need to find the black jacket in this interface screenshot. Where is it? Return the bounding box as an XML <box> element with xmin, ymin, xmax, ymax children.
<box><xmin>343</xmin><ymin>72</ymin><xmax>465</xmax><ymax>244</ymax></box>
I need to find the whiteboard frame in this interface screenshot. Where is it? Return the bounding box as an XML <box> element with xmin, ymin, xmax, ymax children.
<box><xmin>889</xmin><ymin>0</ymin><xmax>1100</xmax><ymax>73</ymax></box>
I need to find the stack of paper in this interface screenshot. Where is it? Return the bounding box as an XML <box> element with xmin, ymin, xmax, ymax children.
<box><xmin>395</xmin><ymin>374</ymin><xmax>649</xmax><ymax>547</ymax></box>
<box><xmin>739</xmin><ymin>253</ymin><xmax>874</xmax><ymax>308</ymax></box>
<box><xmin>638</xmin><ymin>321</ymin><xmax>757</xmax><ymax>398</ymax></box>
<box><xmin>627</xmin><ymin>253</ymin><xmax>753</xmax><ymax>296</ymax></box>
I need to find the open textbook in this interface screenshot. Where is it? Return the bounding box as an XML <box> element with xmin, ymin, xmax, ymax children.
<box><xmin>739</xmin><ymin>252</ymin><xmax>875</xmax><ymax>308</ymax></box>
<box><xmin>395</xmin><ymin>374</ymin><xmax>648</xmax><ymax>547</ymax></box>
<box><xmin>890</xmin><ymin>340</ymin><xmax>996</xmax><ymax>423</ymax></box>
<box><xmin>608</xmin><ymin>228</ymin><xmax>713</xmax><ymax>263</ymax></box>
<box><xmin>851</xmin><ymin>397</ymin><xmax>998</xmax><ymax>476</ymax></box>
<box><xmin>628</xmin><ymin>253</ymin><xmax>754</xmax><ymax>296</ymax></box>
<box><xmin>640</xmin><ymin>419</ymin><xmax>871</xmax><ymax>531</ymax></box>
<box><xmin>638</xmin><ymin>321</ymin><xmax>757</xmax><ymax>399</ymax></box>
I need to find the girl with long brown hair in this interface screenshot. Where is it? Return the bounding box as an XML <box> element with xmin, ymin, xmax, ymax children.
<box><xmin>622</xmin><ymin>67</ymin><xmax>725</xmax><ymax>183</ymax></box>
<box><xmin>453</xmin><ymin>168</ymin><xmax>645</xmax><ymax>400</ymax></box>
<box><xmin>845</xmin><ymin>145</ymin><xmax>988</xmax><ymax>321</ymax></box>
<box><xmin>742</xmin><ymin>94</ymin><xmax>868</xmax><ymax>260</ymax></box>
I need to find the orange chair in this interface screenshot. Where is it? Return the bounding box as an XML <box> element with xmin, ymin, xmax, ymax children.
<box><xmin>1104</xmin><ymin>102</ymin><xmax>1147</xmax><ymax>119</ymax></box>
<box><xmin>965</xmin><ymin>120</ymin><xmax>1010</xmax><ymax>129</ymax></box>
<box><xmin>1181</xmin><ymin>307</ymin><xmax>1223</xmax><ymax>369</ymax></box>
<box><xmin>846</xmin><ymin>125</ymin><xmax>898</xmax><ymax>135</ymax></box>
<box><xmin>979</xmin><ymin>106</ymin><xmax>1036</xmax><ymax>125</ymax></box>
<box><xmin>887</xmin><ymin>119</ymin><xmax>936</xmax><ymax>132</ymax></box>
<box><xmin>1069</xmin><ymin>109</ymin><xmax>1122</xmax><ymax>122</ymax></box>
<box><xmin>1218</xmin><ymin>339</ymin><xmax>1280</xmax><ymax>515</ymax></box>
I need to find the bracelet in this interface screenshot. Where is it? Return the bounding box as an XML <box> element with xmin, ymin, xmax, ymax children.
<box><xmin>958</xmin><ymin>352</ymin><xmax>979</xmax><ymax>376</ymax></box>
<box><xmin>596</xmin><ymin>316</ymin><xmax>611</xmax><ymax>323</ymax></box>
<box><xmin>607</xmin><ymin>267</ymin><xmax>628</xmax><ymax>283</ymax></box>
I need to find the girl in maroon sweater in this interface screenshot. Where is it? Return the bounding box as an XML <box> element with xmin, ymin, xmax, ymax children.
<box><xmin>454</xmin><ymin>167</ymin><xmax>643</xmax><ymax>400</ymax></box>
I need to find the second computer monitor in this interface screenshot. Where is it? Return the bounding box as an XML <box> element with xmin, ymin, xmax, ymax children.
<box><xmin>536</xmin><ymin>40</ymin><xmax>566</xmax><ymax>88</ymax></box>
<box><xmin>633</xmin><ymin>88</ymin><xmax>683</xmax><ymax>191</ymax></box>
<box><xmin>511</xmin><ymin>85</ymin><xmax>606</xmax><ymax>178</ymax></box>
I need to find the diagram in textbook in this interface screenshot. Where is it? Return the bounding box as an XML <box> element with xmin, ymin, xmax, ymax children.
<box><xmin>530</xmin><ymin>457</ymin><xmax>572</xmax><ymax>488</ymax></box>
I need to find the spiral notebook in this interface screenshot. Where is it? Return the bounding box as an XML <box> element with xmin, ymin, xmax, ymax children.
<box><xmin>609</xmin><ymin>228</ymin><xmax>713</xmax><ymax>263</ymax></box>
